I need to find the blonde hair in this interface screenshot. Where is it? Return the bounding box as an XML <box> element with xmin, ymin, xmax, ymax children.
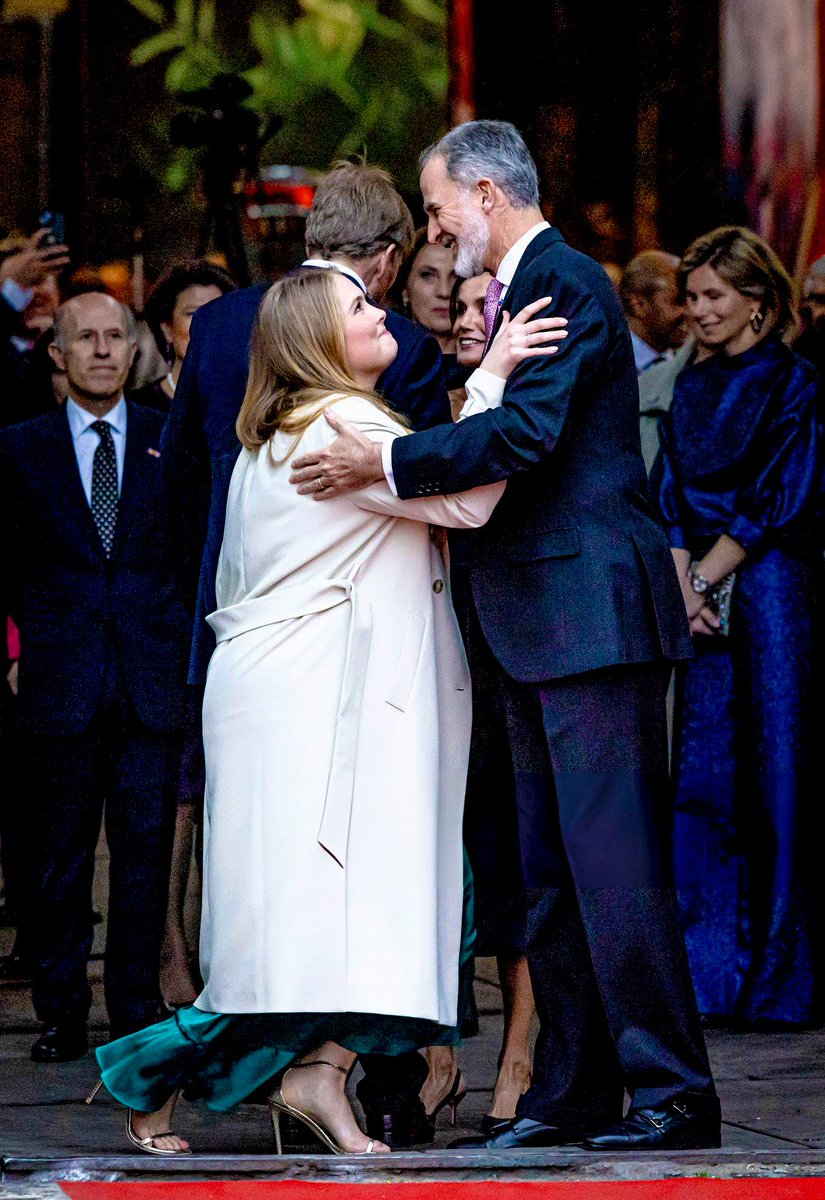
<box><xmin>236</xmin><ymin>268</ymin><xmax>401</xmax><ymax>452</ymax></box>
<box><xmin>679</xmin><ymin>226</ymin><xmax>796</xmax><ymax>339</ymax></box>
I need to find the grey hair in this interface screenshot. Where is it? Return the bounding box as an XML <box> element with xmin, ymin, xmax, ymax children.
<box><xmin>420</xmin><ymin>120</ymin><xmax>540</xmax><ymax>210</ymax></box>
<box><xmin>53</xmin><ymin>293</ymin><xmax>138</xmax><ymax>350</ymax></box>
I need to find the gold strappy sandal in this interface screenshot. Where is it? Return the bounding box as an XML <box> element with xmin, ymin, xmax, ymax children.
<box><xmin>267</xmin><ymin>1060</ymin><xmax>379</xmax><ymax>1155</ymax></box>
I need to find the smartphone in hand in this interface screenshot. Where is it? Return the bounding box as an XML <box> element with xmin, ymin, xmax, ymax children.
<box><xmin>38</xmin><ymin>210</ymin><xmax>65</xmax><ymax>247</ymax></box>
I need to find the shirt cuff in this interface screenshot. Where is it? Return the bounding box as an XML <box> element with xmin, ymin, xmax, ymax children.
<box><xmin>460</xmin><ymin>367</ymin><xmax>506</xmax><ymax>420</ymax></box>
<box><xmin>1</xmin><ymin>279</ymin><xmax>33</xmax><ymax>313</ymax></box>
<box><xmin>382</xmin><ymin>438</ymin><xmax>398</xmax><ymax>496</ymax></box>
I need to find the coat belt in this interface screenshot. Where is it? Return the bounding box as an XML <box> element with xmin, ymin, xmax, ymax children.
<box><xmin>207</xmin><ymin>566</ymin><xmax>372</xmax><ymax>869</ymax></box>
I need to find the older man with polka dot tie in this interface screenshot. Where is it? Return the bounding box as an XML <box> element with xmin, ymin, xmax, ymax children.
<box><xmin>0</xmin><ymin>291</ymin><xmax>193</xmax><ymax>1064</ymax></box>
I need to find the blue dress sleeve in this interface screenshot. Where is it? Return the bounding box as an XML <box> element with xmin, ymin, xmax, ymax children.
<box><xmin>651</xmin><ymin>413</ymin><xmax>690</xmax><ymax>550</ymax></box>
<box><xmin>727</xmin><ymin>376</ymin><xmax>821</xmax><ymax>553</ymax></box>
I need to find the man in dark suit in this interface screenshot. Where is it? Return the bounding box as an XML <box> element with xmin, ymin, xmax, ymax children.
<box><xmin>289</xmin><ymin>121</ymin><xmax>720</xmax><ymax>1151</ymax></box>
<box><xmin>0</xmin><ymin>292</ymin><xmax>190</xmax><ymax>1062</ymax></box>
<box><xmin>160</xmin><ymin>162</ymin><xmax>450</xmax><ymax>1146</ymax></box>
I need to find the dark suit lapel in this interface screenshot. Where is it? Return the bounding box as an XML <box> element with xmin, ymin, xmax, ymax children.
<box><xmin>53</xmin><ymin>406</ymin><xmax>107</xmax><ymax>558</ymax></box>
<box><xmin>112</xmin><ymin>402</ymin><xmax>158</xmax><ymax>556</ymax></box>
<box><xmin>491</xmin><ymin>227</ymin><xmax>565</xmax><ymax>339</ymax></box>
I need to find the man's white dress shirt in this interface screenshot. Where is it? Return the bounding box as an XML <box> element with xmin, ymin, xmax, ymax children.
<box><xmin>382</xmin><ymin>221</ymin><xmax>551</xmax><ymax>492</ymax></box>
<box><xmin>65</xmin><ymin>395</ymin><xmax>127</xmax><ymax>506</ymax></box>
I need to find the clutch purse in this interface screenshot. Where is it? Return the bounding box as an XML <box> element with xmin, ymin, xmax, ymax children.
<box><xmin>691</xmin><ymin>564</ymin><xmax>736</xmax><ymax>637</ymax></box>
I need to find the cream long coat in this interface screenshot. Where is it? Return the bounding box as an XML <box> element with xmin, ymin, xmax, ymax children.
<box><xmin>195</xmin><ymin>396</ymin><xmax>504</xmax><ymax>1024</ymax></box>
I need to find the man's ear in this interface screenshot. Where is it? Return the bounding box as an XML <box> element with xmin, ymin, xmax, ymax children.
<box><xmin>127</xmin><ymin>341</ymin><xmax>139</xmax><ymax>371</ymax></box>
<box><xmin>375</xmin><ymin>244</ymin><xmax>400</xmax><ymax>297</ymax></box>
<box><xmin>626</xmin><ymin>292</ymin><xmax>647</xmax><ymax>320</ymax></box>
<box><xmin>477</xmin><ymin>178</ymin><xmax>496</xmax><ymax>211</ymax></box>
<box><xmin>48</xmin><ymin>341</ymin><xmax>66</xmax><ymax>373</ymax></box>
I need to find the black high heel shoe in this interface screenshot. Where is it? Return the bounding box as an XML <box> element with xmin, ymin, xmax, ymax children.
<box><xmin>268</xmin><ymin>1060</ymin><xmax>380</xmax><ymax>1155</ymax></box>
<box><xmin>425</xmin><ymin>1068</ymin><xmax>467</xmax><ymax>1127</ymax></box>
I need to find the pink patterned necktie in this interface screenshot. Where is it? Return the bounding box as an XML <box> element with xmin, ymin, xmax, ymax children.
<box><xmin>483</xmin><ymin>276</ymin><xmax>505</xmax><ymax>350</ymax></box>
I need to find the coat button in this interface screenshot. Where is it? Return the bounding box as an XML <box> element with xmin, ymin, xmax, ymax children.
<box><xmin>433</xmin><ymin>579</ymin><xmax>444</xmax><ymax>593</ymax></box>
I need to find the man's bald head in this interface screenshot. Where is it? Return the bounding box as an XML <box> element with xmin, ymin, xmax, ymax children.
<box><xmin>620</xmin><ymin>250</ymin><xmax>686</xmax><ymax>353</ymax></box>
<box><xmin>49</xmin><ymin>291</ymin><xmax>138</xmax><ymax>413</ymax></box>
<box><xmin>53</xmin><ymin>291</ymin><xmax>137</xmax><ymax>350</ymax></box>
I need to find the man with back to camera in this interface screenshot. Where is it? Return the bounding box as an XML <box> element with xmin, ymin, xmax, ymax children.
<box><xmin>160</xmin><ymin>161</ymin><xmax>452</xmax><ymax>1147</ymax></box>
<box><xmin>0</xmin><ymin>292</ymin><xmax>191</xmax><ymax>1062</ymax></box>
<box><xmin>289</xmin><ymin>120</ymin><xmax>720</xmax><ymax>1152</ymax></box>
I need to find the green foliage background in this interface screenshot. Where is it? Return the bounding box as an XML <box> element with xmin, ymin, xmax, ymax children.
<box><xmin>127</xmin><ymin>0</ymin><xmax>449</xmax><ymax>192</ymax></box>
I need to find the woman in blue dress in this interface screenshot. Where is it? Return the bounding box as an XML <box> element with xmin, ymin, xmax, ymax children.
<box><xmin>653</xmin><ymin>226</ymin><xmax>823</xmax><ymax>1026</ymax></box>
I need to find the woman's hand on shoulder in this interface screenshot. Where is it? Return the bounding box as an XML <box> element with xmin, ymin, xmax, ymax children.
<box><xmin>483</xmin><ymin>296</ymin><xmax>568</xmax><ymax>380</ymax></box>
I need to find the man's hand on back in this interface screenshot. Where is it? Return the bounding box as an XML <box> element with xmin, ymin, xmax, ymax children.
<box><xmin>289</xmin><ymin>409</ymin><xmax>384</xmax><ymax>499</ymax></box>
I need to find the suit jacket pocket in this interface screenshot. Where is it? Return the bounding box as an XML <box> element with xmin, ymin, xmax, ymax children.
<box><xmin>506</xmin><ymin>526</ymin><xmax>581</xmax><ymax>562</ymax></box>
<box><xmin>386</xmin><ymin>612</ymin><xmax>429</xmax><ymax>712</ymax></box>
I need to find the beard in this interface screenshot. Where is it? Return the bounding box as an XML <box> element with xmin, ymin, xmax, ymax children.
<box><xmin>454</xmin><ymin>203</ymin><xmax>491</xmax><ymax>277</ymax></box>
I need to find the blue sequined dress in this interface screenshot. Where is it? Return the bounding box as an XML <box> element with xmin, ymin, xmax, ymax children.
<box><xmin>654</xmin><ymin>336</ymin><xmax>824</xmax><ymax>1025</ymax></box>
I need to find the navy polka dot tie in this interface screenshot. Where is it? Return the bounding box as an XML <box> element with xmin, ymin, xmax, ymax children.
<box><xmin>90</xmin><ymin>420</ymin><xmax>118</xmax><ymax>557</ymax></box>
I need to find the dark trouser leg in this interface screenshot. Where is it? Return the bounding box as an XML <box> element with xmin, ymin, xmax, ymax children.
<box><xmin>0</xmin><ymin>699</ymin><xmax>35</xmax><ymax>957</ymax></box>
<box><xmin>532</xmin><ymin>663</ymin><xmax>714</xmax><ymax>1111</ymax></box>
<box><xmin>104</xmin><ymin>714</ymin><xmax>179</xmax><ymax>1036</ymax></box>
<box><xmin>500</xmin><ymin>680</ymin><xmax>624</xmax><ymax>1126</ymax></box>
<box><xmin>28</xmin><ymin>720</ymin><xmax>107</xmax><ymax>1025</ymax></box>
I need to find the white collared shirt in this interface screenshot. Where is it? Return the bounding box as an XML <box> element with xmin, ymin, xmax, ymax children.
<box><xmin>381</xmin><ymin>220</ymin><xmax>551</xmax><ymax>492</ymax></box>
<box><xmin>65</xmin><ymin>395</ymin><xmax>128</xmax><ymax>506</ymax></box>
<box><xmin>495</xmin><ymin>221</ymin><xmax>552</xmax><ymax>299</ymax></box>
<box><xmin>301</xmin><ymin>259</ymin><xmax>369</xmax><ymax>296</ymax></box>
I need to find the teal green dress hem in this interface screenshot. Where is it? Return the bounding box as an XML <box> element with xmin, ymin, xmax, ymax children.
<box><xmin>96</xmin><ymin>853</ymin><xmax>475</xmax><ymax>1114</ymax></box>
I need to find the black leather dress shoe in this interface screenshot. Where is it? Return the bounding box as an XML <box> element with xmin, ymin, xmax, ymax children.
<box><xmin>362</xmin><ymin>1098</ymin><xmax>434</xmax><ymax>1148</ymax></box>
<box><xmin>31</xmin><ymin>1022</ymin><xmax>89</xmax><ymax>1063</ymax></box>
<box><xmin>582</xmin><ymin>1097</ymin><xmax>722</xmax><ymax>1151</ymax></box>
<box><xmin>480</xmin><ymin>1114</ymin><xmax>511</xmax><ymax>1136</ymax></box>
<box><xmin>450</xmin><ymin>1116</ymin><xmax>585</xmax><ymax>1150</ymax></box>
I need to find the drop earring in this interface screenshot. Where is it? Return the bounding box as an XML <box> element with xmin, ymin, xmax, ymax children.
<box><xmin>750</xmin><ymin>309</ymin><xmax>764</xmax><ymax>334</ymax></box>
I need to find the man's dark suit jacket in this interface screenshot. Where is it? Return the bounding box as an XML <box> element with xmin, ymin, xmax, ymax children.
<box><xmin>0</xmin><ymin>402</ymin><xmax>192</xmax><ymax>735</ymax></box>
<box><xmin>391</xmin><ymin>226</ymin><xmax>692</xmax><ymax>682</ymax></box>
<box><xmin>162</xmin><ymin>281</ymin><xmax>451</xmax><ymax>685</ymax></box>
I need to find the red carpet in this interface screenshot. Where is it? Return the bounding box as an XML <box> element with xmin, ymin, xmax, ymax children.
<box><xmin>60</xmin><ymin>1181</ymin><xmax>825</xmax><ymax>1199</ymax></box>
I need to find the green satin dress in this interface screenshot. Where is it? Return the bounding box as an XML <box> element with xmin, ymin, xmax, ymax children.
<box><xmin>96</xmin><ymin>854</ymin><xmax>475</xmax><ymax>1113</ymax></box>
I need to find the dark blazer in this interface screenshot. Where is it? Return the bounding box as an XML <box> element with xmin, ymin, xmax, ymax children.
<box><xmin>0</xmin><ymin>402</ymin><xmax>192</xmax><ymax>735</ymax></box>
<box><xmin>391</xmin><ymin>226</ymin><xmax>692</xmax><ymax>682</ymax></box>
<box><xmin>162</xmin><ymin>281</ymin><xmax>451</xmax><ymax>685</ymax></box>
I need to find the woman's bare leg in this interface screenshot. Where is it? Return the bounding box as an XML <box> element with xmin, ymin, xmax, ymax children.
<box><xmin>159</xmin><ymin>806</ymin><xmax>199</xmax><ymax>1007</ymax></box>
<box><xmin>280</xmin><ymin>1041</ymin><xmax>390</xmax><ymax>1153</ymax></box>
<box><xmin>489</xmin><ymin>955</ymin><xmax>534</xmax><ymax>1120</ymax></box>
<box><xmin>418</xmin><ymin>1044</ymin><xmax>459</xmax><ymax>1117</ymax></box>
